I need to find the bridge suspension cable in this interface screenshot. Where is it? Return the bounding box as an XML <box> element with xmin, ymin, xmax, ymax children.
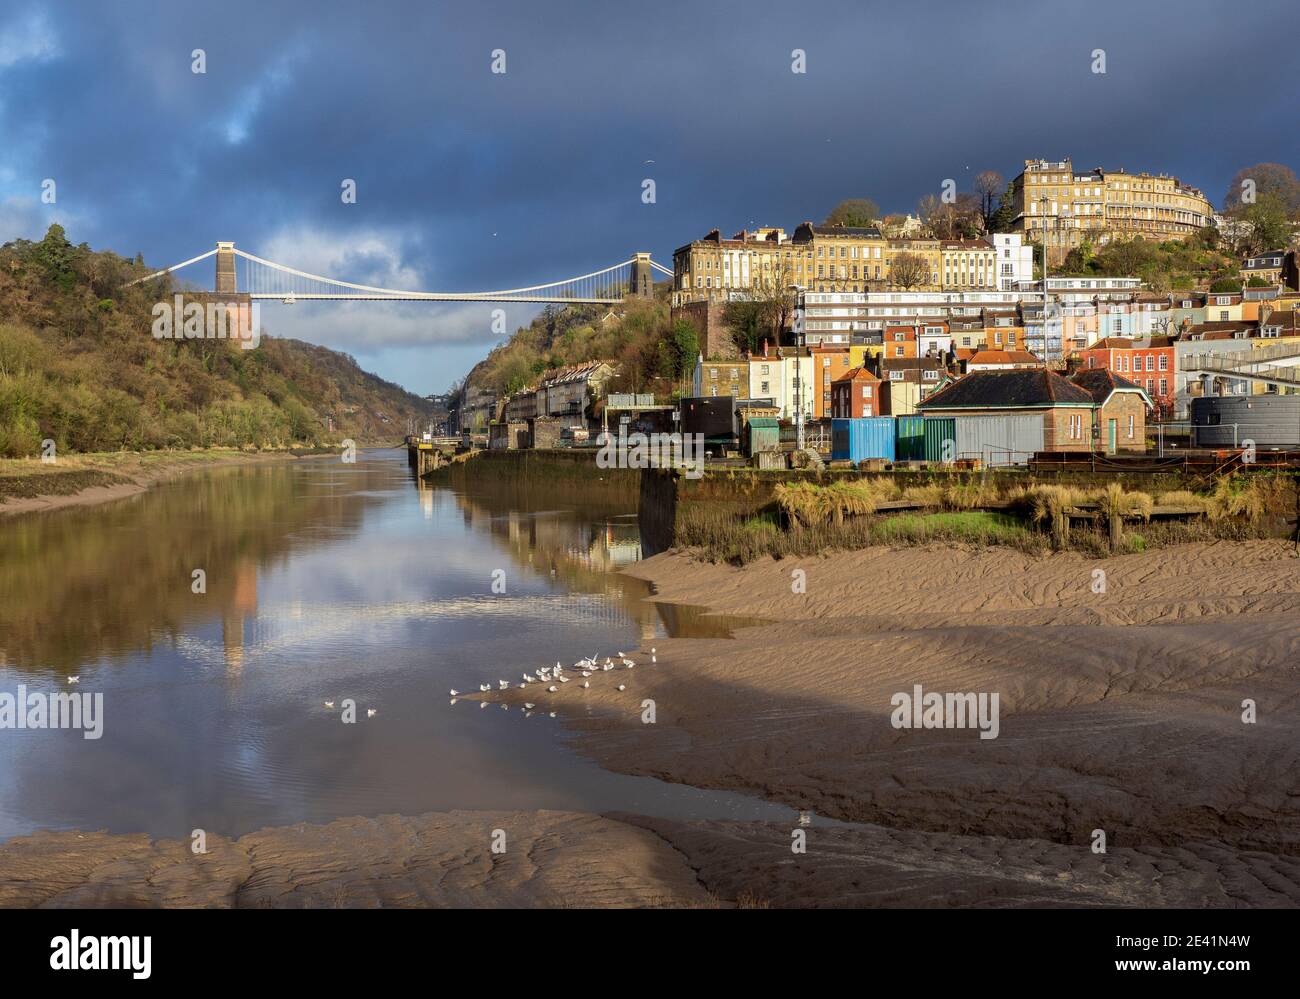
<box><xmin>128</xmin><ymin>245</ymin><xmax>669</xmax><ymax>304</ymax></box>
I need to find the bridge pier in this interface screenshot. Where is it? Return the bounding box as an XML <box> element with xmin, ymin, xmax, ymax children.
<box><xmin>632</xmin><ymin>252</ymin><xmax>654</xmax><ymax>298</ymax></box>
<box><xmin>216</xmin><ymin>242</ymin><xmax>237</xmax><ymax>293</ymax></box>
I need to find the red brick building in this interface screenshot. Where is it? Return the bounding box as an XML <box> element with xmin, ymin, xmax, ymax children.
<box><xmin>830</xmin><ymin>366</ymin><xmax>882</xmax><ymax>418</ymax></box>
<box><xmin>1074</xmin><ymin>336</ymin><xmax>1176</xmax><ymax>419</ymax></box>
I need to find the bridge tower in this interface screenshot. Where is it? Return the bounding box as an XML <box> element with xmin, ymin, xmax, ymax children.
<box><xmin>215</xmin><ymin>241</ymin><xmax>237</xmax><ymax>293</ymax></box>
<box><xmin>631</xmin><ymin>252</ymin><xmax>654</xmax><ymax>298</ymax></box>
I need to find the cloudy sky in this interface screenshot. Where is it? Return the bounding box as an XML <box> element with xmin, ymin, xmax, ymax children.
<box><xmin>2</xmin><ymin>0</ymin><xmax>1297</xmax><ymax>394</ymax></box>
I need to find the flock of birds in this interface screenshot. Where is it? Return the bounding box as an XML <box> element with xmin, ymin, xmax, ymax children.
<box><xmin>449</xmin><ymin>647</ymin><xmax>657</xmax><ymax>715</ymax></box>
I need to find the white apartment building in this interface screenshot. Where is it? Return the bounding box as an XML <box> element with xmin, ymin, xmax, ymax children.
<box><xmin>748</xmin><ymin>353</ymin><xmax>815</xmax><ymax>420</ymax></box>
<box><xmin>987</xmin><ymin>233</ymin><xmax>1035</xmax><ymax>290</ymax></box>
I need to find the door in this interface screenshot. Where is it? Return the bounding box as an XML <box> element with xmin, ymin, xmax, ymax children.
<box><xmin>1107</xmin><ymin>419</ymin><xmax>1117</xmax><ymax>455</ymax></box>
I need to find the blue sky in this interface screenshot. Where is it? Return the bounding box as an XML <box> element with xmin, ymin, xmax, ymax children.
<box><xmin>2</xmin><ymin>0</ymin><xmax>1297</xmax><ymax>394</ymax></box>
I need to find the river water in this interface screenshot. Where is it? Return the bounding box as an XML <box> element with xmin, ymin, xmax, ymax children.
<box><xmin>0</xmin><ymin>450</ymin><xmax>790</xmax><ymax>842</ymax></box>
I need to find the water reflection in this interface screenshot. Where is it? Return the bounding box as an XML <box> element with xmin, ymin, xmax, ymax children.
<box><xmin>0</xmin><ymin>450</ymin><xmax>777</xmax><ymax>842</ymax></box>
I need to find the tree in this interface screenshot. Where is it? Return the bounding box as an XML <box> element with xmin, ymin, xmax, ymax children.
<box><xmin>1222</xmin><ymin>163</ymin><xmax>1300</xmax><ymax>216</ymax></box>
<box><xmin>657</xmin><ymin>319</ymin><xmax>699</xmax><ymax>378</ymax></box>
<box><xmin>916</xmin><ymin>194</ymin><xmax>941</xmax><ymax>228</ymax></box>
<box><xmin>989</xmin><ymin>182</ymin><xmax>1017</xmax><ymax>233</ymax></box>
<box><xmin>973</xmin><ymin>170</ymin><xmax>1005</xmax><ymax>232</ymax></box>
<box><xmin>889</xmin><ymin>252</ymin><xmax>930</xmax><ymax>290</ymax></box>
<box><xmin>1209</xmin><ymin>277</ymin><xmax>1242</xmax><ymax>293</ymax></box>
<box><xmin>823</xmin><ymin>198</ymin><xmax>881</xmax><ymax>228</ymax></box>
<box><xmin>722</xmin><ymin>300</ymin><xmax>771</xmax><ymax>356</ymax></box>
<box><xmin>1238</xmin><ymin>193</ymin><xmax>1294</xmax><ymax>255</ymax></box>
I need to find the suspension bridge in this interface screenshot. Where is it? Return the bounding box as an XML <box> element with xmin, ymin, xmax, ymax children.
<box><xmin>127</xmin><ymin>242</ymin><xmax>675</xmax><ymax>305</ymax></box>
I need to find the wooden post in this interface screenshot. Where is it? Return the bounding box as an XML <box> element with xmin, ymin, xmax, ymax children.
<box><xmin>1108</xmin><ymin>508</ymin><xmax>1122</xmax><ymax>553</ymax></box>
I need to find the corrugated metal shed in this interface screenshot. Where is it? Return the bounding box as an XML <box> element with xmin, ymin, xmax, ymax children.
<box><xmin>953</xmin><ymin>414</ymin><xmax>1046</xmax><ymax>465</ymax></box>
<box><xmin>895</xmin><ymin>415</ymin><xmax>925</xmax><ymax>460</ymax></box>
<box><xmin>745</xmin><ymin>417</ymin><xmax>781</xmax><ymax>457</ymax></box>
<box><xmin>923</xmin><ymin>417</ymin><xmax>956</xmax><ymax>463</ymax></box>
<box><xmin>832</xmin><ymin>418</ymin><xmax>896</xmax><ymax>462</ymax></box>
<box><xmin>1191</xmin><ymin>396</ymin><xmax>1300</xmax><ymax>447</ymax></box>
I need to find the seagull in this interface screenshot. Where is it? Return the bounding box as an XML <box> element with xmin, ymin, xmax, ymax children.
<box><xmin>500</xmin><ymin>703</ymin><xmax>508</xmax><ymax>711</ymax></box>
<box><xmin>616</xmin><ymin>652</ymin><xmax>625</xmax><ymax>658</ymax></box>
<box><xmin>479</xmin><ymin>701</ymin><xmax>488</xmax><ymax>709</ymax></box>
<box><xmin>549</xmin><ymin>712</ymin><xmax>556</xmax><ymax>718</ymax></box>
<box><xmin>602</xmin><ymin>662</ymin><xmax>614</xmax><ymax>671</ymax></box>
<box><xmin>479</xmin><ymin>683</ymin><xmax>491</xmax><ymax>692</ymax></box>
<box><xmin>617</xmin><ymin>684</ymin><xmax>626</xmax><ymax>692</ymax></box>
<box><xmin>524</xmin><ymin>702</ymin><xmax>535</xmax><ymax>710</ymax></box>
<box><xmin>580</xmin><ymin>671</ymin><xmax>590</xmax><ymax>678</ymax></box>
<box><xmin>558</xmin><ymin>676</ymin><xmax>570</xmax><ymax>683</ymax></box>
<box><xmin>581</xmin><ymin>681</ymin><xmax>589</xmax><ymax>689</ymax></box>
<box><xmin>367</xmin><ymin>708</ymin><xmax>377</xmax><ymax>718</ymax></box>
<box><xmin>324</xmin><ymin>701</ymin><xmax>335</xmax><ymax>709</ymax></box>
<box><xmin>517</xmin><ymin>683</ymin><xmax>526</xmax><ymax>690</ymax></box>
<box><xmin>449</xmin><ymin>689</ymin><xmax>459</xmax><ymax>697</ymax></box>
<box><xmin>66</xmin><ymin>676</ymin><xmax>79</xmax><ymax>684</ymax></box>
<box><xmin>522</xmin><ymin>674</ymin><xmax>535</xmax><ymax>683</ymax></box>
<box><xmin>498</xmin><ymin>680</ymin><xmax>510</xmax><ymax>690</ymax></box>
<box><xmin>548</xmin><ymin>685</ymin><xmax>558</xmax><ymax>692</ymax></box>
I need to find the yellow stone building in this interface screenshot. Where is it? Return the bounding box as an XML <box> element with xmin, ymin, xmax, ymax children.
<box><xmin>1012</xmin><ymin>158</ymin><xmax>1212</xmax><ymax>264</ymax></box>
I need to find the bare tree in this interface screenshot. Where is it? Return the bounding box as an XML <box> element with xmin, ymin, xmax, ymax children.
<box><xmin>974</xmin><ymin>171</ymin><xmax>1005</xmax><ymax>232</ymax></box>
<box><xmin>890</xmin><ymin>252</ymin><xmax>931</xmax><ymax>290</ymax></box>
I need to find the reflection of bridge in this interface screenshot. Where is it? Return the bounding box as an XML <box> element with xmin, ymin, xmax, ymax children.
<box><xmin>1183</xmin><ymin>343</ymin><xmax>1300</xmax><ymax>390</ymax></box>
<box><xmin>128</xmin><ymin>241</ymin><xmax>674</xmax><ymax>305</ymax></box>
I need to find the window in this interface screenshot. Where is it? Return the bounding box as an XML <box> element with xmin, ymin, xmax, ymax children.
<box><xmin>894</xmin><ymin>346</ymin><xmax>905</xmax><ymax>356</ymax></box>
<box><xmin>1127</xmin><ymin>414</ymin><xmax>1134</xmax><ymax>438</ymax></box>
<box><xmin>922</xmin><ymin>370</ymin><xmax>939</xmax><ymax>381</ymax></box>
<box><xmin>889</xmin><ymin>370</ymin><xmax>904</xmax><ymax>381</ymax></box>
<box><xmin>761</xmin><ymin>364</ymin><xmax>770</xmax><ymax>375</ymax></box>
<box><xmin>1069</xmin><ymin>413</ymin><xmax>1083</xmax><ymax>439</ymax></box>
<box><xmin>862</xmin><ymin>385</ymin><xmax>872</xmax><ymax>398</ymax></box>
<box><xmin>1159</xmin><ymin>378</ymin><xmax>1167</xmax><ymax>397</ymax></box>
<box><xmin>760</xmin><ymin>381</ymin><xmax>770</xmax><ymax>393</ymax></box>
<box><xmin>1158</xmin><ymin>355</ymin><xmax>1168</xmax><ymax>370</ymax></box>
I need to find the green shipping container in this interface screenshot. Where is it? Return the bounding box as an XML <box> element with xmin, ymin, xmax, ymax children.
<box><xmin>895</xmin><ymin>415</ymin><xmax>925</xmax><ymax>461</ymax></box>
<box><xmin>922</xmin><ymin>417</ymin><xmax>957</xmax><ymax>463</ymax></box>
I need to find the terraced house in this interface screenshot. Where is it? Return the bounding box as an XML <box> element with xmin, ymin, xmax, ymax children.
<box><xmin>1012</xmin><ymin>158</ymin><xmax>1213</xmax><ymax>264</ymax></box>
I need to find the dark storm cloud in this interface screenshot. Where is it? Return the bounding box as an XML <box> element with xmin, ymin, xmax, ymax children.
<box><xmin>2</xmin><ymin>0</ymin><xmax>1297</xmax><ymax>390</ymax></box>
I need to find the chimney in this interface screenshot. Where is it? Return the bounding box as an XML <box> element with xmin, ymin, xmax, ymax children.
<box><xmin>762</xmin><ymin>339</ymin><xmax>769</xmax><ymax>358</ymax></box>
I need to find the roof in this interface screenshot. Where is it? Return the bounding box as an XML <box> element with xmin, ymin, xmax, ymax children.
<box><xmin>967</xmin><ymin>350</ymin><xmax>1041</xmax><ymax>366</ymax></box>
<box><xmin>919</xmin><ymin>369</ymin><xmax>1095</xmax><ymax>410</ymax></box>
<box><xmin>1069</xmin><ymin>368</ymin><xmax>1151</xmax><ymax>407</ymax></box>
<box><xmin>881</xmin><ymin>356</ymin><xmax>948</xmax><ymax>371</ymax></box>
<box><xmin>1086</xmin><ymin>336</ymin><xmax>1174</xmax><ymax>349</ymax></box>
<box><xmin>794</xmin><ymin>222</ymin><xmax>883</xmax><ymax>241</ymax></box>
<box><xmin>832</xmin><ymin>365</ymin><xmax>879</xmax><ymax>383</ymax></box>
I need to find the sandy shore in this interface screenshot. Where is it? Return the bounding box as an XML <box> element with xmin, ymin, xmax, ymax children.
<box><xmin>489</xmin><ymin>539</ymin><xmax>1300</xmax><ymax>906</ymax></box>
<box><xmin>0</xmin><ymin>449</ymin><xmax>342</xmax><ymax>518</ymax></box>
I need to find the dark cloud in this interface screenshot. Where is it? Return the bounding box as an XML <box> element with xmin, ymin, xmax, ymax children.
<box><xmin>2</xmin><ymin>0</ymin><xmax>1297</xmax><ymax>393</ymax></box>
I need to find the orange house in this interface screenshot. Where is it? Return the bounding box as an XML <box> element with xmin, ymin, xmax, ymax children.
<box><xmin>830</xmin><ymin>366</ymin><xmax>882</xmax><ymax>418</ymax></box>
<box><xmin>811</xmin><ymin>346</ymin><xmax>855</xmax><ymax>418</ymax></box>
<box><xmin>883</xmin><ymin>324</ymin><xmax>918</xmax><ymax>360</ymax></box>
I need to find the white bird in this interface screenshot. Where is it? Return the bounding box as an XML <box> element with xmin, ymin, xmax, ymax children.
<box><xmin>524</xmin><ymin>702</ymin><xmax>535</xmax><ymax>710</ymax></box>
<box><xmin>498</xmin><ymin>680</ymin><xmax>510</xmax><ymax>690</ymax></box>
<box><xmin>617</xmin><ymin>684</ymin><xmax>626</xmax><ymax>691</ymax></box>
<box><xmin>602</xmin><ymin>663</ymin><xmax>614</xmax><ymax>671</ymax></box>
<box><xmin>549</xmin><ymin>712</ymin><xmax>556</xmax><ymax>718</ymax></box>
<box><xmin>479</xmin><ymin>683</ymin><xmax>491</xmax><ymax>692</ymax></box>
<box><xmin>367</xmin><ymin>708</ymin><xmax>377</xmax><ymax>718</ymax></box>
<box><xmin>324</xmin><ymin>701</ymin><xmax>335</xmax><ymax>709</ymax></box>
<box><xmin>580</xmin><ymin>671</ymin><xmax>591</xmax><ymax>678</ymax></box>
<box><xmin>479</xmin><ymin>701</ymin><xmax>488</xmax><ymax>709</ymax></box>
<box><xmin>558</xmin><ymin>676</ymin><xmax>570</xmax><ymax>683</ymax></box>
<box><xmin>449</xmin><ymin>689</ymin><xmax>459</xmax><ymax>697</ymax></box>
<box><xmin>624</xmin><ymin>663</ymin><xmax>635</xmax><ymax>670</ymax></box>
<box><xmin>548</xmin><ymin>685</ymin><xmax>558</xmax><ymax>692</ymax></box>
<box><xmin>581</xmin><ymin>681</ymin><xmax>589</xmax><ymax>689</ymax></box>
<box><xmin>616</xmin><ymin>651</ymin><xmax>625</xmax><ymax>658</ymax></box>
<box><xmin>517</xmin><ymin>683</ymin><xmax>526</xmax><ymax>690</ymax></box>
<box><xmin>500</xmin><ymin>703</ymin><xmax>508</xmax><ymax>711</ymax></box>
<box><xmin>66</xmin><ymin>676</ymin><xmax>79</xmax><ymax>684</ymax></box>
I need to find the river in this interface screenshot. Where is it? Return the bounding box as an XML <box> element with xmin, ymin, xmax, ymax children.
<box><xmin>0</xmin><ymin>449</ymin><xmax>790</xmax><ymax>842</ymax></box>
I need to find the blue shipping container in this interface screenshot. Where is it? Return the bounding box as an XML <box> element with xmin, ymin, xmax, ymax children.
<box><xmin>832</xmin><ymin>417</ymin><xmax>896</xmax><ymax>463</ymax></box>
